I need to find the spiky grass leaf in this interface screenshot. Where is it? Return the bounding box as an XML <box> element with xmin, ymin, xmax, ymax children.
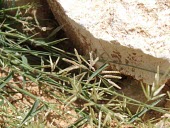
<box><xmin>98</xmin><ymin>110</ymin><xmax>102</xmax><ymax>128</ymax></box>
<box><xmin>47</xmin><ymin>38</ymin><xmax>68</xmax><ymax>46</ymax></box>
<box><xmin>151</xmin><ymin>93</ymin><xmax>166</xmax><ymax>101</ymax></box>
<box><xmin>103</xmin><ymin>112</ymin><xmax>112</xmax><ymax>127</ymax></box>
<box><xmin>128</xmin><ymin>98</ymin><xmax>162</xmax><ymax>123</ymax></box>
<box><xmin>86</xmin><ymin>63</ymin><xmax>108</xmax><ymax>84</ymax></box>
<box><xmin>74</xmin><ymin>49</ymin><xmax>82</xmax><ymax>64</ymax></box>
<box><xmin>20</xmin><ymin>99</ymin><xmax>40</xmax><ymax>126</ymax></box>
<box><xmin>0</xmin><ymin>4</ymin><xmax>31</xmax><ymax>13</ymax></box>
<box><xmin>0</xmin><ymin>71</ymin><xmax>13</xmax><ymax>89</ymax></box>
<box><xmin>0</xmin><ymin>95</ymin><xmax>4</xmax><ymax>105</ymax></box>
<box><xmin>21</xmin><ymin>55</ymin><xmax>28</xmax><ymax>65</ymax></box>
<box><xmin>47</xmin><ymin>25</ymin><xmax>64</xmax><ymax>39</ymax></box>
<box><xmin>68</xmin><ymin>117</ymin><xmax>88</xmax><ymax>128</ymax></box>
<box><xmin>153</xmin><ymin>84</ymin><xmax>165</xmax><ymax>97</ymax></box>
<box><xmin>64</xmin><ymin>95</ymin><xmax>77</xmax><ymax>108</ymax></box>
<box><xmin>141</xmin><ymin>82</ymin><xmax>150</xmax><ymax>100</ymax></box>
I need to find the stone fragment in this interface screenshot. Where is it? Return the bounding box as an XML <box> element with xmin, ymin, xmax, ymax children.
<box><xmin>47</xmin><ymin>0</ymin><xmax>170</xmax><ymax>85</ymax></box>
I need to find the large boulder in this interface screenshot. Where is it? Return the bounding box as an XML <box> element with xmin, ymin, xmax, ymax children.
<box><xmin>47</xmin><ymin>0</ymin><xmax>170</xmax><ymax>85</ymax></box>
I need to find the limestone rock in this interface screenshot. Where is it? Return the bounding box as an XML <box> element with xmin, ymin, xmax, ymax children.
<box><xmin>47</xmin><ymin>0</ymin><xmax>170</xmax><ymax>85</ymax></box>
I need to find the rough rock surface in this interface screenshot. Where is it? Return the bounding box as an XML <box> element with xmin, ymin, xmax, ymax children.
<box><xmin>47</xmin><ymin>0</ymin><xmax>170</xmax><ymax>84</ymax></box>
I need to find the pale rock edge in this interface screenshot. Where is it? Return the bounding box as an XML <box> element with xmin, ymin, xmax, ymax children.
<box><xmin>47</xmin><ymin>0</ymin><xmax>170</xmax><ymax>85</ymax></box>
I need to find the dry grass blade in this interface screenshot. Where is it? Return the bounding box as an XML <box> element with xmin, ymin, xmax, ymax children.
<box><xmin>107</xmin><ymin>79</ymin><xmax>121</xmax><ymax>89</ymax></box>
<box><xmin>74</xmin><ymin>49</ymin><xmax>82</xmax><ymax>64</ymax></box>
<box><xmin>153</xmin><ymin>84</ymin><xmax>165</xmax><ymax>97</ymax></box>
<box><xmin>101</xmin><ymin>70</ymin><xmax>120</xmax><ymax>74</ymax></box>
<box><xmin>103</xmin><ymin>75</ymin><xmax>122</xmax><ymax>79</ymax></box>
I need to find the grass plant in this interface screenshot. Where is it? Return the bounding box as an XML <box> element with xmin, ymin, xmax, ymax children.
<box><xmin>0</xmin><ymin>2</ymin><xmax>170</xmax><ymax>128</ymax></box>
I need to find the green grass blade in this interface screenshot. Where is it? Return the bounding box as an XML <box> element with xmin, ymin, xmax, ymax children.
<box><xmin>47</xmin><ymin>25</ymin><xmax>64</xmax><ymax>39</ymax></box>
<box><xmin>47</xmin><ymin>38</ymin><xmax>68</xmax><ymax>46</ymax></box>
<box><xmin>0</xmin><ymin>71</ymin><xmax>13</xmax><ymax>89</ymax></box>
<box><xmin>86</xmin><ymin>63</ymin><xmax>108</xmax><ymax>84</ymax></box>
<box><xmin>20</xmin><ymin>99</ymin><xmax>40</xmax><ymax>126</ymax></box>
<box><xmin>21</xmin><ymin>55</ymin><xmax>28</xmax><ymax>65</ymax></box>
<box><xmin>68</xmin><ymin>117</ymin><xmax>88</xmax><ymax>128</ymax></box>
<box><xmin>9</xmin><ymin>84</ymin><xmax>39</xmax><ymax>100</ymax></box>
<box><xmin>0</xmin><ymin>95</ymin><xmax>4</xmax><ymax>105</ymax></box>
<box><xmin>0</xmin><ymin>4</ymin><xmax>30</xmax><ymax>12</ymax></box>
<box><xmin>128</xmin><ymin>98</ymin><xmax>162</xmax><ymax>123</ymax></box>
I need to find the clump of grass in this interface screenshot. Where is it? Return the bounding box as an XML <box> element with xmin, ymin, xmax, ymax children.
<box><xmin>0</xmin><ymin>1</ymin><xmax>170</xmax><ymax>128</ymax></box>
